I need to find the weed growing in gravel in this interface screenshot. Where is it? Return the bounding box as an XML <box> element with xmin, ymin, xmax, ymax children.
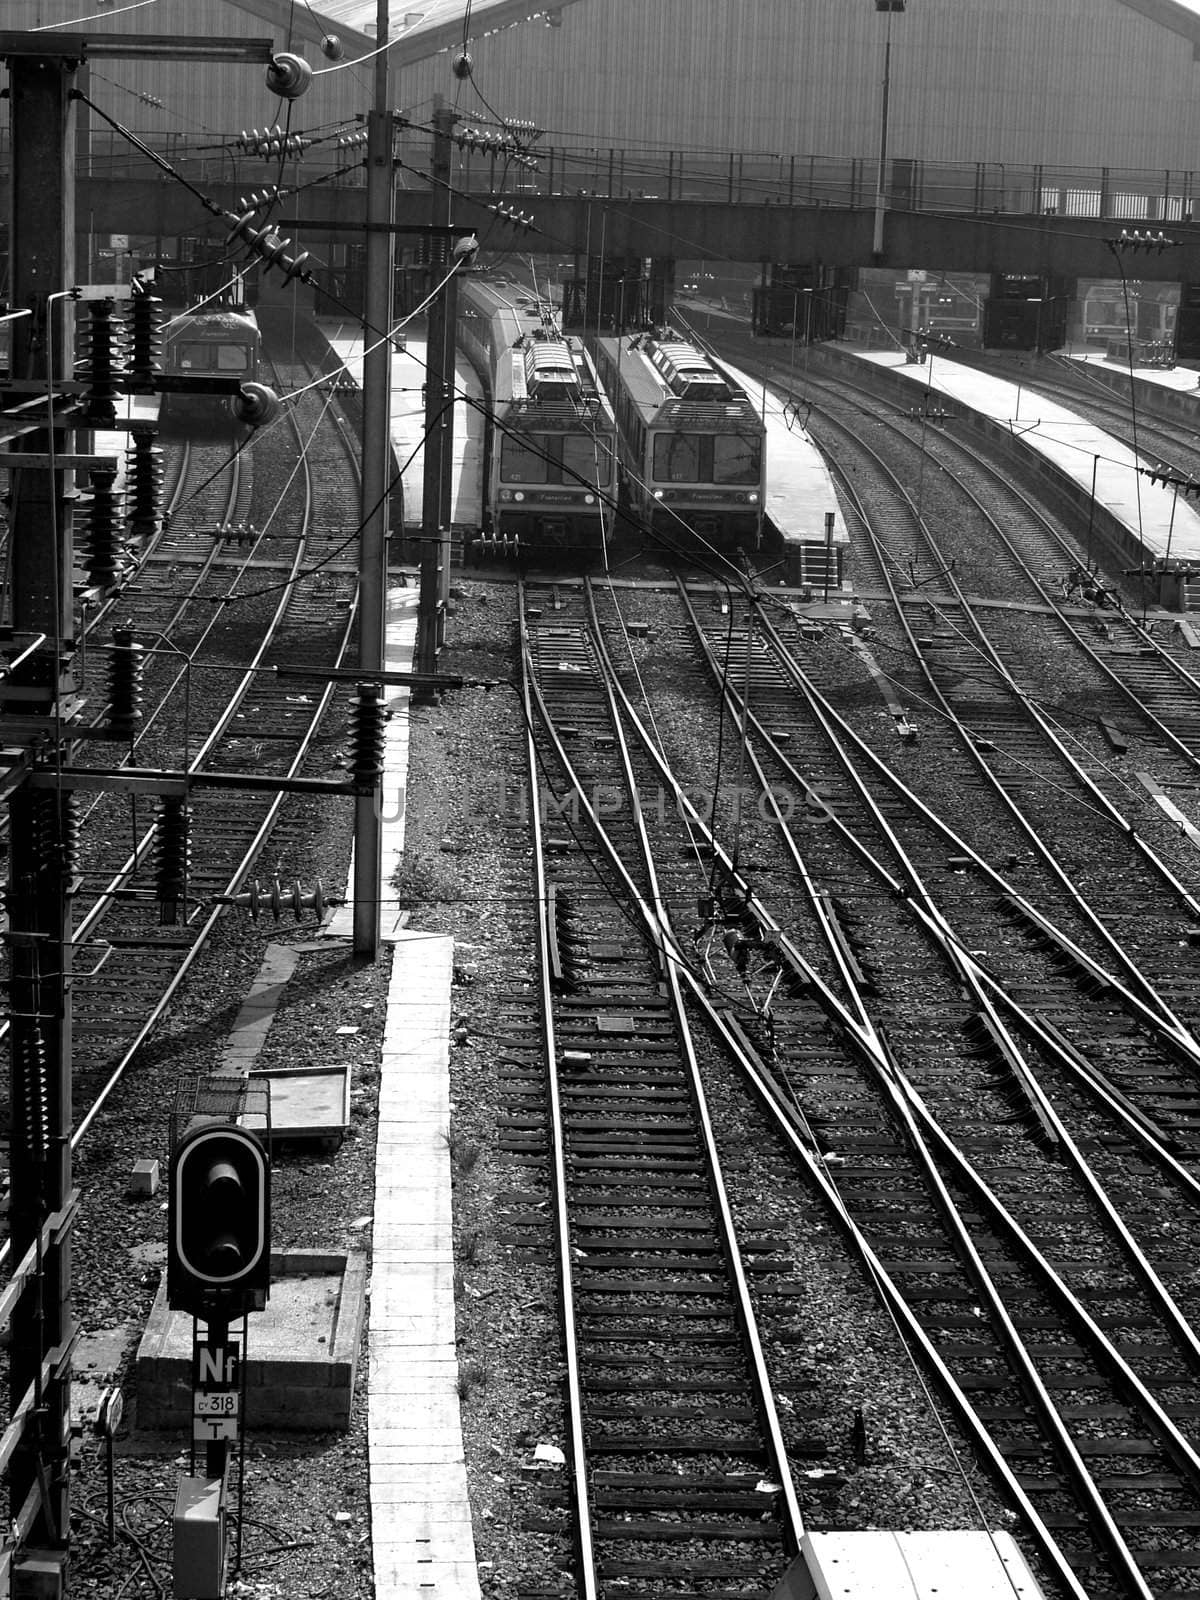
<box><xmin>393</xmin><ymin>852</ymin><xmax>459</xmax><ymax>911</ymax></box>
<box><xmin>456</xmin><ymin>1357</ymin><xmax>489</xmax><ymax>1400</ymax></box>
<box><xmin>446</xmin><ymin>1130</ymin><xmax>482</xmax><ymax>1175</ymax></box>
<box><xmin>458</xmin><ymin>1225</ymin><xmax>486</xmax><ymax>1265</ymax></box>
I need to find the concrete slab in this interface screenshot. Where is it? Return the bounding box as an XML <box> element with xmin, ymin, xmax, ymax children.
<box><xmin>242</xmin><ymin>1063</ymin><xmax>352</xmax><ymax>1146</ymax></box>
<box><xmin>135</xmin><ymin>1250</ymin><xmax>366</xmax><ymax>1431</ymax></box>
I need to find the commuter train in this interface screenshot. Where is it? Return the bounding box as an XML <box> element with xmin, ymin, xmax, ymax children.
<box><xmin>456</xmin><ymin>276</ymin><xmax>617</xmax><ymax>559</ymax></box>
<box><xmin>160</xmin><ymin>303</ymin><xmax>263</xmax><ymax>432</ymax></box>
<box><xmin>590</xmin><ymin>330</ymin><xmax>766</xmax><ymax>552</ymax></box>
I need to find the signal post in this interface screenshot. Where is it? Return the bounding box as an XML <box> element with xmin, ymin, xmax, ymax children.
<box><xmin>167</xmin><ymin>1089</ymin><xmax>272</xmax><ymax>1597</ymax></box>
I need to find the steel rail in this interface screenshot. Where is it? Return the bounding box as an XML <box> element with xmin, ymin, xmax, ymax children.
<box><xmin>583</xmin><ymin>579</ymin><xmax>806</xmax><ymax>1552</ymax></box>
<box><xmin>747</xmin><ymin>593</ymin><xmax>1200</xmax><ymax>1067</ymax></box>
<box><xmin>562</xmin><ymin>584</ymin><xmax>1120</xmax><ymax>1593</ymax></box>
<box><xmin>817</xmin><ymin>395</ymin><xmax>1200</xmax><ymax>930</ymax></box>
<box><xmin>593</xmin><ymin>585</ymin><xmax>1200</xmax><ymax>1593</ymax></box>
<box><xmin>826</xmin><ymin>349</ymin><xmax>1200</xmax><ymax>732</ymax></box>
<box><xmin>683</xmin><ymin>997</ymin><xmax>1094</xmax><ymax>1600</ymax></box>
<box><xmin>515</xmin><ymin>584</ymin><xmax>599</xmax><ymax>1600</ymax></box>
<box><xmin>580</xmin><ymin>615</ymin><xmax>1174</xmax><ymax>1598</ymax></box>
<box><xmin>618</xmin><ymin>581</ymin><xmax>1200</xmax><ymax>1371</ymax></box>
<box><xmin>522</xmin><ymin>608</ymin><xmax>806</xmax><ymax>1556</ymax></box>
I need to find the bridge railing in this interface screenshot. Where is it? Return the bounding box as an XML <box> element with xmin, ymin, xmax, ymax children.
<box><xmin>2</xmin><ymin>130</ymin><xmax>1197</xmax><ymax>228</ymax></box>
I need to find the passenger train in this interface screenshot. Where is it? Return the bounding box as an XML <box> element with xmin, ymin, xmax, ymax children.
<box><xmin>160</xmin><ymin>303</ymin><xmax>263</xmax><ymax>432</ymax></box>
<box><xmin>590</xmin><ymin>330</ymin><xmax>766</xmax><ymax>552</ymax></box>
<box><xmin>455</xmin><ymin>276</ymin><xmax>617</xmax><ymax>560</ymax></box>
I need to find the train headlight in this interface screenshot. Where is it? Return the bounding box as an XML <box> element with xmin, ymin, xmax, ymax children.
<box><xmin>584</xmin><ymin>494</ymin><xmax>596</xmax><ymax>504</ymax></box>
<box><xmin>653</xmin><ymin>489</ymin><xmax>665</xmax><ymax>500</ymax></box>
<box><xmin>747</xmin><ymin>491</ymin><xmax>759</xmax><ymax>504</ymax></box>
<box><xmin>513</xmin><ymin>491</ymin><xmax>526</xmax><ymax>502</ymax></box>
<box><xmin>499</xmin><ymin>490</ymin><xmax>514</xmax><ymax>502</ymax></box>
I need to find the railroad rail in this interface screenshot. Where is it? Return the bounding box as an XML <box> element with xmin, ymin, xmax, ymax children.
<box><xmin>576</xmin><ymin>572</ymin><xmax>1200</xmax><ymax>1598</ymax></box>
<box><xmin>519</xmin><ymin>579</ymin><xmax>802</xmax><ymax>1594</ymax></box>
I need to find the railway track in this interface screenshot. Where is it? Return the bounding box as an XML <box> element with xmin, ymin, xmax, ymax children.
<box><xmin>573</xmin><ymin>573</ymin><xmax>1200</xmax><ymax>1598</ymax></box>
<box><xmin>0</xmin><ymin>334</ymin><xmax>365</xmax><ymax>1155</ymax></box>
<box><xmin>742</xmin><ymin>369</ymin><xmax>1200</xmax><ymax>1034</ymax></box>
<box><xmin>518</xmin><ymin>579</ymin><xmax>801</xmax><ymax>1596</ymax></box>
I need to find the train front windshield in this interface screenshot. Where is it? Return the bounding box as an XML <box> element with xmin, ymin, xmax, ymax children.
<box><xmin>501</xmin><ymin>434</ymin><xmax>612</xmax><ymax>487</ymax></box>
<box><xmin>176</xmin><ymin>342</ymin><xmax>254</xmax><ymax>373</ymax></box>
<box><xmin>653</xmin><ymin>432</ymin><xmax>761</xmax><ymax>486</ymax></box>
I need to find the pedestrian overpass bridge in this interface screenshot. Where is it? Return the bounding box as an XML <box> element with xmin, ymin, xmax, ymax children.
<box><xmin>54</xmin><ymin>145</ymin><xmax>1200</xmax><ymax>286</ymax></box>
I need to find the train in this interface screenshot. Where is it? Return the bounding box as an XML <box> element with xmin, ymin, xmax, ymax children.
<box><xmin>160</xmin><ymin>302</ymin><xmax>263</xmax><ymax>432</ymax></box>
<box><xmin>590</xmin><ymin>330</ymin><xmax>766</xmax><ymax>551</ymax></box>
<box><xmin>455</xmin><ymin>275</ymin><xmax>617</xmax><ymax>559</ymax></box>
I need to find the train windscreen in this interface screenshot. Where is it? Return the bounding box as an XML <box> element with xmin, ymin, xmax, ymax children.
<box><xmin>176</xmin><ymin>341</ymin><xmax>254</xmax><ymax>373</ymax></box>
<box><xmin>652</xmin><ymin>433</ymin><xmax>761</xmax><ymax>485</ymax></box>
<box><xmin>500</xmin><ymin>434</ymin><xmax>612</xmax><ymax>487</ymax></box>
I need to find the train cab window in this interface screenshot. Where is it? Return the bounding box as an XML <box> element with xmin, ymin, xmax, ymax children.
<box><xmin>502</xmin><ymin>434</ymin><xmax>612</xmax><ymax>487</ymax></box>
<box><xmin>215</xmin><ymin>343</ymin><xmax>253</xmax><ymax>372</ymax></box>
<box><xmin>175</xmin><ymin>341</ymin><xmax>253</xmax><ymax>373</ymax></box>
<box><xmin>561</xmin><ymin>434</ymin><xmax>611</xmax><ymax>486</ymax></box>
<box><xmin>712</xmin><ymin>433</ymin><xmax>760</xmax><ymax>485</ymax></box>
<box><xmin>654</xmin><ymin>432</ymin><xmax>703</xmax><ymax>483</ymax></box>
<box><xmin>501</xmin><ymin>436</ymin><xmax>549</xmax><ymax>482</ymax></box>
<box><xmin>653</xmin><ymin>432</ymin><xmax>761</xmax><ymax>485</ymax></box>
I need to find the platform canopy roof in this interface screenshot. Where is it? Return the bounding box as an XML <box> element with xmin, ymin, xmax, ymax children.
<box><xmin>224</xmin><ymin>0</ymin><xmax>594</xmax><ymax>62</ymax></box>
<box><xmin>219</xmin><ymin>0</ymin><xmax>1200</xmax><ymax>65</ymax></box>
<box><xmin>1121</xmin><ymin>0</ymin><xmax>1200</xmax><ymax>45</ymax></box>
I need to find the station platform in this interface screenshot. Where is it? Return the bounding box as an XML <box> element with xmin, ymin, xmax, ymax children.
<box><xmin>843</xmin><ymin>347</ymin><xmax>1200</xmax><ymax>596</ymax></box>
<box><xmin>324</xmin><ymin>584</ymin><xmax>481</xmax><ymax>1600</ymax></box>
<box><xmin>722</xmin><ymin>360</ymin><xmax>848</xmax><ymax>590</ymax></box>
<box><xmin>318</xmin><ymin>317</ymin><xmax>484</xmax><ymax>535</ymax></box>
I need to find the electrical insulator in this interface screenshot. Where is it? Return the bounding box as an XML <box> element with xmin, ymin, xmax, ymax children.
<box><xmin>322</xmin><ymin>33</ymin><xmax>344</xmax><ymax>60</ymax></box>
<box><xmin>236</xmin><ymin>185</ymin><xmax>283</xmax><ymax>215</ymax></box>
<box><xmin>126</xmin><ymin>285</ymin><xmax>164</xmax><ymax>386</ymax></box>
<box><xmin>233</xmin><ymin>383</ymin><xmax>280</xmax><ymax>429</ymax></box>
<box><xmin>237</xmin><ymin>126</ymin><xmax>273</xmax><ymax>154</ymax></box>
<box><xmin>336</xmin><ymin>130</ymin><xmax>368</xmax><ymax>151</ymax></box>
<box><xmin>452</xmin><ymin>50</ymin><xmax>473</xmax><ymax>79</ymax></box>
<box><xmin>486</xmin><ymin>203</ymin><xmax>536</xmax><ymax>232</ymax></box>
<box><xmin>350</xmin><ymin>681</ymin><xmax>386</xmax><ymax>788</ymax></box>
<box><xmin>61</xmin><ymin>794</ymin><xmax>81</xmax><ymax>887</ymax></box>
<box><xmin>79</xmin><ymin>298</ymin><xmax>124</xmax><ymax>426</ymax></box>
<box><xmin>83</xmin><ymin>465</ymin><xmax>123</xmax><ymax>589</ymax></box>
<box><xmin>225</xmin><ymin>213</ymin><xmax>311</xmax><ymax>283</ymax></box>
<box><xmin>26</xmin><ymin>789</ymin><xmax>62</xmax><ymax>879</ymax></box>
<box><xmin>154</xmin><ymin>795</ymin><xmax>191</xmax><ymax>925</ymax></box>
<box><xmin>227</xmin><ymin>877</ymin><xmax>328</xmax><ymax>922</ymax></box>
<box><xmin>266</xmin><ymin>51</ymin><xmax>313</xmax><ymax>99</ymax></box>
<box><xmin>126</xmin><ymin>430</ymin><xmax>164</xmax><ymax>543</ymax></box>
<box><xmin>236</xmin><ymin>127</ymin><xmax>308</xmax><ymax>158</ymax></box>
<box><xmin>12</xmin><ymin>1021</ymin><xmax>49</xmax><ymax>1163</ymax></box>
<box><xmin>108</xmin><ymin>627</ymin><xmax>145</xmax><ymax>740</ymax></box>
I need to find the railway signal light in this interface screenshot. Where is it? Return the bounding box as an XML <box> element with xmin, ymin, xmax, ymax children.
<box><xmin>168</xmin><ymin>1123</ymin><xmax>271</xmax><ymax>1319</ymax></box>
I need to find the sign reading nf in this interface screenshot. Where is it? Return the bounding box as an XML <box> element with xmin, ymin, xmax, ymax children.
<box><xmin>193</xmin><ymin>1336</ymin><xmax>243</xmax><ymax>1443</ymax></box>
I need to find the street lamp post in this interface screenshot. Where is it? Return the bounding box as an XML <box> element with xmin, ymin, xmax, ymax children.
<box><xmin>872</xmin><ymin>0</ymin><xmax>905</xmax><ymax>262</ymax></box>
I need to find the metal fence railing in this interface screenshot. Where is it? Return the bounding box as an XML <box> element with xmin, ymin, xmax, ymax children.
<box><xmin>1</xmin><ymin>129</ymin><xmax>1197</xmax><ymax>225</ymax></box>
